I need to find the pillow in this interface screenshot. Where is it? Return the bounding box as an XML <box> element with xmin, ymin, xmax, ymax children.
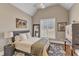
<box><xmin>15</xmin><ymin>35</ymin><xmax>22</xmax><ymax>41</ymax></box>
<box><xmin>19</xmin><ymin>33</ymin><xmax>27</xmax><ymax>40</ymax></box>
<box><xmin>26</xmin><ymin>32</ymin><xmax>31</xmax><ymax>39</ymax></box>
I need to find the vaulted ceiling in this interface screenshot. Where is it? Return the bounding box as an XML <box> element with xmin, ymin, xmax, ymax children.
<box><xmin>11</xmin><ymin>3</ymin><xmax>74</xmax><ymax>16</ymax></box>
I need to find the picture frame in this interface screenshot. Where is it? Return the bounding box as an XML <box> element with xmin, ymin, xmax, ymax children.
<box><xmin>57</xmin><ymin>22</ymin><xmax>67</xmax><ymax>31</ymax></box>
<box><xmin>16</xmin><ymin>18</ymin><xmax>27</xmax><ymax>28</ymax></box>
<box><xmin>32</xmin><ymin>24</ymin><xmax>40</xmax><ymax>37</ymax></box>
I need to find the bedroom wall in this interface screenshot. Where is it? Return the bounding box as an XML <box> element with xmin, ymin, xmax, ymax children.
<box><xmin>0</xmin><ymin>3</ymin><xmax>32</xmax><ymax>33</ymax></box>
<box><xmin>32</xmin><ymin>5</ymin><xmax>69</xmax><ymax>42</ymax></box>
<box><xmin>69</xmin><ymin>4</ymin><xmax>79</xmax><ymax>24</ymax></box>
<box><xmin>0</xmin><ymin>3</ymin><xmax>32</xmax><ymax>51</ymax></box>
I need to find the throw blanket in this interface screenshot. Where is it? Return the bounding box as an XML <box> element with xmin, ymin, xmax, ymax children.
<box><xmin>31</xmin><ymin>39</ymin><xmax>48</xmax><ymax>56</ymax></box>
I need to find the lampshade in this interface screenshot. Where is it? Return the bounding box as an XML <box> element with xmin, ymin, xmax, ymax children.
<box><xmin>4</xmin><ymin>32</ymin><xmax>13</xmax><ymax>38</ymax></box>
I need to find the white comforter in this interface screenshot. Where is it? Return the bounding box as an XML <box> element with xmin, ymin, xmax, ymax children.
<box><xmin>14</xmin><ymin>37</ymin><xmax>40</xmax><ymax>53</ymax></box>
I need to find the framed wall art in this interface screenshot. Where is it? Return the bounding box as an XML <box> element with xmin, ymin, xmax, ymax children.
<box><xmin>32</xmin><ymin>24</ymin><xmax>40</xmax><ymax>37</ymax></box>
<box><xmin>57</xmin><ymin>22</ymin><xmax>67</xmax><ymax>31</ymax></box>
<box><xmin>16</xmin><ymin>18</ymin><xmax>27</xmax><ymax>28</ymax></box>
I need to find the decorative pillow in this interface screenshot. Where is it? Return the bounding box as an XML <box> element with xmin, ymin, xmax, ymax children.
<box><xmin>15</xmin><ymin>35</ymin><xmax>22</xmax><ymax>41</ymax></box>
<box><xmin>19</xmin><ymin>33</ymin><xmax>27</xmax><ymax>40</ymax></box>
<box><xmin>26</xmin><ymin>32</ymin><xmax>31</xmax><ymax>39</ymax></box>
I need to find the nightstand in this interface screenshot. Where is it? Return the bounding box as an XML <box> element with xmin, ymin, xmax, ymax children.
<box><xmin>4</xmin><ymin>44</ymin><xmax>15</xmax><ymax>56</ymax></box>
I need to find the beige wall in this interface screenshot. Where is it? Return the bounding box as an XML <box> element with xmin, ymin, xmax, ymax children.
<box><xmin>32</xmin><ymin>5</ymin><xmax>69</xmax><ymax>41</ymax></box>
<box><xmin>69</xmin><ymin>4</ymin><xmax>79</xmax><ymax>24</ymax></box>
<box><xmin>0</xmin><ymin>3</ymin><xmax>32</xmax><ymax>33</ymax></box>
<box><xmin>0</xmin><ymin>3</ymin><xmax>32</xmax><ymax>51</ymax></box>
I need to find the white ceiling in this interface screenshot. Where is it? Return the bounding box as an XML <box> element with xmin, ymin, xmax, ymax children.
<box><xmin>11</xmin><ymin>3</ymin><xmax>74</xmax><ymax>16</ymax></box>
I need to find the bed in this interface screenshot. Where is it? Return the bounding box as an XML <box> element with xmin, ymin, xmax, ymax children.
<box><xmin>13</xmin><ymin>30</ymin><xmax>49</xmax><ymax>56</ymax></box>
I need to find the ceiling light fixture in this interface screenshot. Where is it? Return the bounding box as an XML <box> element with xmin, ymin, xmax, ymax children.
<box><xmin>40</xmin><ymin>3</ymin><xmax>45</xmax><ymax>8</ymax></box>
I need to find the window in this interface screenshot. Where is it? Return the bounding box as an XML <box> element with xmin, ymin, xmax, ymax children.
<box><xmin>40</xmin><ymin>18</ymin><xmax>56</xmax><ymax>39</ymax></box>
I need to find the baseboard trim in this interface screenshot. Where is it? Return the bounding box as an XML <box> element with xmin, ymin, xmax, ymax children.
<box><xmin>50</xmin><ymin>40</ymin><xmax>64</xmax><ymax>44</ymax></box>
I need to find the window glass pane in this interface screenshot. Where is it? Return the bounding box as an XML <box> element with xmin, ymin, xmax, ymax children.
<box><xmin>40</xmin><ymin>18</ymin><xmax>56</xmax><ymax>39</ymax></box>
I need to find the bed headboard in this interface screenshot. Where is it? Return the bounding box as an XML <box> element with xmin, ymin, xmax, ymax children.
<box><xmin>12</xmin><ymin>30</ymin><xmax>29</xmax><ymax>42</ymax></box>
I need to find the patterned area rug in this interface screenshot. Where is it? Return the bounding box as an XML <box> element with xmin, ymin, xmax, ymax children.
<box><xmin>14</xmin><ymin>43</ymin><xmax>65</xmax><ymax>56</ymax></box>
<box><xmin>48</xmin><ymin>43</ymin><xmax>65</xmax><ymax>56</ymax></box>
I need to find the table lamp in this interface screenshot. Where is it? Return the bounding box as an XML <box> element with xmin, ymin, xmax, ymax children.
<box><xmin>4</xmin><ymin>32</ymin><xmax>13</xmax><ymax>44</ymax></box>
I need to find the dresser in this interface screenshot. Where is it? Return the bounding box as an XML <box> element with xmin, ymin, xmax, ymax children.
<box><xmin>65</xmin><ymin>23</ymin><xmax>79</xmax><ymax>56</ymax></box>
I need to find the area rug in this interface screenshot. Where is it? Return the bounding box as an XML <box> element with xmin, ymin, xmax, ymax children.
<box><xmin>48</xmin><ymin>43</ymin><xmax>65</xmax><ymax>56</ymax></box>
